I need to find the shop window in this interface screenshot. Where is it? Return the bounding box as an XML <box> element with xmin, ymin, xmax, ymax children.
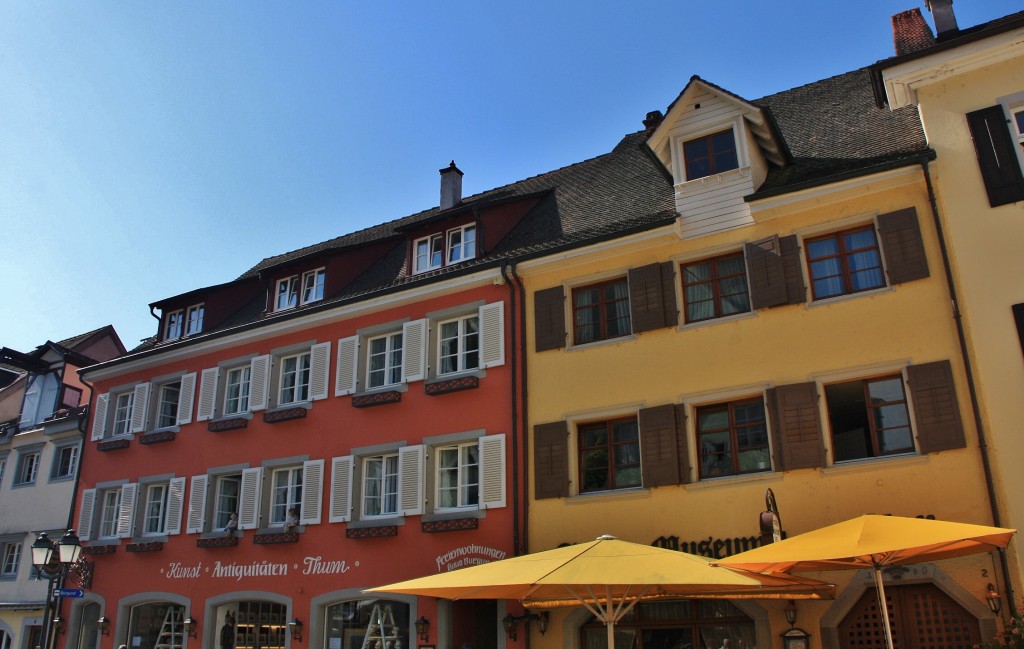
<box><xmin>696</xmin><ymin>398</ymin><xmax>770</xmax><ymax>479</ymax></box>
<box><xmin>75</xmin><ymin>602</ymin><xmax>101</xmax><ymax>649</ymax></box>
<box><xmin>825</xmin><ymin>375</ymin><xmax>914</xmax><ymax>462</ymax></box>
<box><xmin>229</xmin><ymin>601</ymin><xmax>289</xmax><ymax>649</ymax></box>
<box><xmin>578</xmin><ymin>417</ymin><xmax>641</xmax><ymax>493</ymax></box>
<box><xmin>580</xmin><ymin>600</ymin><xmax>754</xmax><ymax>649</ymax></box>
<box><xmin>128</xmin><ymin>603</ymin><xmax>186</xmax><ymax>649</ymax></box>
<box><xmin>323</xmin><ymin>599</ymin><xmax>410</xmax><ymax>649</ymax></box>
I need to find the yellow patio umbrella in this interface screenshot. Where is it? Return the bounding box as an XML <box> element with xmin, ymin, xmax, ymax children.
<box><xmin>367</xmin><ymin>535</ymin><xmax>834</xmax><ymax>649</ymax></box>
<box><xmin>718</xmin><ymin>515</ymin><xmax>1015</xmax><ymax>649</ymax></box>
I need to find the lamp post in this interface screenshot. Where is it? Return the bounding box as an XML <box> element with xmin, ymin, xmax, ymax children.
<box><xmin>31</xmin><ymin>530</ymin><xmax>82</xmax><ymax>649</ymax></box>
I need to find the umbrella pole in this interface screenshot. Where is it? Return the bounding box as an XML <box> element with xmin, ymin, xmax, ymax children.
<box><xmin>872</xmin><ymin>567</ymin><xmax>895</xmax><ymax>649</ymax></box>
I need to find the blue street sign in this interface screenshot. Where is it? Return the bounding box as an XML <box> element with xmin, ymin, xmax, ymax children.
<box><xmin>58</xmin><ymin>589</ymin><xmax>84</xmax><ymax>598</ymax></box>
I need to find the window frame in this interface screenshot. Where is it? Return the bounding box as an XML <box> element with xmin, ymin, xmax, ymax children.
<box><xmin>446</xmin><ymin>224</ymin><xmax>476</xmax><ymax>264</ymax></box>
<box><xmin>576</xmin><ymin>416</ymin><xmax>641</xmax><ymax>494</ymax></box>
<box><xmin>98</xmin><ymin>489</ymin><xmax>122</xmax><ymax>540</ymax></box>
<box><xmin>571</xmin><ymin>277</ymin><xmax>632</xmax><ymax>345</ymax></box>
<box><xmin>824</xmin><ymin>373</ymin><xmax>915</xmax><ymax>463</ymax></box>
<box><xmin>434</xmin><ymin>440</ymin><xmax>480</xmax><ymax>512</ymax></box>
<box><xmin>14</xmin><ymin>450</ymin><xmax>40</xmax><ymax>486</ymax></box>
<box><xmin>185</xmin><ymin>303</ymin><xmax>205</xmax><ymax>336</ymax></box>
<box><xmin>213</xmin><ymin>474</ymin><xmax>242</xmax><ymax>532</ymax></box>
<box><xmin>155</xmin><ymin>380</ymin><xmax>182</xmax><ymax>429</ymax></box>
<box><xmin>437</xmin><ymin>314</ymin><xmax>480</xmax><ymax>376</ymax></box>
<box><xmin>680</xmin><ymin>252</ymin><xmax>751</xmax><ymax>324</ymax></box>
<box><xmin>50</xmin><ymin>443</ymin><xmax>80</xmax><ymax>481</ymax></box>
<box><xmin>278</xmin><ymin>351</ymin><xmax>312</xmax><ymax>406</ymax></box>
<box><xmin>269</xmin><ymin>466</ymin><xmax>303</xmax><ymax>527</ymax></box>
<box><xmin>361</xmin><ymin>453</ymin><xmax>400</xmax><ymax>519</ymax></box>
<box><xmin>164</xmin><ymin>309</ymin><xmax>184</xmax><ymax>340</ymax></box>
<box><xmin>0</xmin><ymin>541</ymin><xmax>20</xmax><ymax>579</ymax></box>
<box><xmin>223</xmin><ymin>366</ymin><xmax>252</xmax><ymax>416</ymax></box>
<box><xmin>695</xmin><ymin>398</ymin><xmax>771</xmax><ymax>480</ymax></box>
<box><xmin>274</xmin><ymin>276</ymin><xmax>301</xmax><ymax>312</ymax></box>
<box><xmin>682</xmin><ymin>127</ymin><xmax>740</xmax><ymax>181</ymax></box>
<box><xmin>111</xmin><ymin>391</ymin><xmax>134</xmax><ymax>437</ymax></box>
<box><xmin>301</xmin><ymin>268</ymin><xmax>326</xmax><ymax>305</ymax></box>
<box><xmin>413</xmin><ymin>233</ymin><xmax>444</xmax><ymax>274</ymax></box>
<box><xmin>805</xmin><ymin>224</ymin><xmax>886</xmax><ymax>301</ymax></box>
<box><xmin>366</xmin><ymin>331</ymin><xmax>404</xmax><ymax>389</ymax></box>
<box><xmin>142</xmin><ymin>483</ymin><xmax>169</xmax><ymax>537</ymax></box>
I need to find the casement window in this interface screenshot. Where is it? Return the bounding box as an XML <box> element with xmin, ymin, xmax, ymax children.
<box><xmin>578</xmin><ymin>417</ymin><xmax>641</xmax><ymax>493</ymax></box>
<box><xmin>185</xmin><ymin>471</ymin><xmax>244</xmax><ymax>534</ymax></box>
<box><xmin>966</xmin><ymin>105</ymin><xmax>1024</xmax><ymax>207</ymax></box>
<box><xmin>50</xmin><ymin>444</ymin><xmax>80</xmax><ymax>480</ymax></box>
<box><xmin>302</xmin><ymin>268</ymin><xmax>326</xmax><ymax>304</ymax></box>
<box><xmin>0</xmin><ymin>456</ymin><xmax>6</xmax><ymax>486</ymax></box>
<box><xmin>276</xmin><ymin>276</ymin><xmax>300</xmax><ymax>311</ymax></box>
<box><xmin>224</xmin><ymin>366</ymin><xmax>252</xmax><ymax>415</ymax></box>
<box><xmin>112</xmin><ymin>392</ymin><xmax>134</xmax><ymax>436</ymax></box>
<box><xmin>329</xmin><ymin>446</ymin><xmax>426</xmax><ymax>522</ymax></box>
<box><xmin>276</xmin><ymin>268</ymin><xmax>326</xmax><ymax>312</ymax></box>
<box><xmin>695</xmin><ymin>399</ymin><xmax>770</xmax><ymax>479</ymax></box>
<box><xmin>367</xmin><ymin>332</ymin><xmax>404</xmax><ymax>389</ymax></box>
<box><xmin>573</xmin><ymin>278</ymin><xmax>631</xmax><ymax>345</ymax></box>
<box><xmin>78</xmin><ymin>480</ymin><xmax>184</xmax><ymax>542</ymax></box>
<box><xmin>414</xmin><ymin>234</ymin><xmax>444</xmax><ymax>273</ymax></box>
<box><xmin>683</xmin><ymin>128</ymin><xmax>739</xmax><ymax>181</ymax></box>
<box><xmin>446</xmin><ymin>224</ymin><xmax>476</xmax><ymax>264</ymax></box>
<box><xmin>278</xmin><ymin>351</ymin><xmax>312</xmax><ymax>405</ymax></box>
<box><xmin>362</xmin><ymin>454</ymin><xmax>399</xmax><ymax>517</ymax></box>
<box><xmin>413</xmin><ymin>224</ymin><xmax>477</xmax><ymax>274</ymax></box>
<box><xmin>0</xmin><ymin>542</ymin><xmax>20</xmax><ymax>578</ymax></box>
<box><xmin>825</xmin><ymin>375</ymin><xmax>914</xmax><ymax>462</ymax></box>
<box><xmin>805</xmin><ymin>226</ymin><xmax>885</xmax><ymax>300</ymax></box>
<box><xmin>438</xmin><ymin>315</ymin><xmax>480</xmax><ymax>375</ymax></box>
<box><xmin>681</xmin><ymin>253</ymin><xmax>751</xmax><ymax>323</ymax></box>
<box><xmin>19</xmin><ymin>372</ymin><xmax>59</xmax><ymax>429</ymax></box>
<box><xmin>92</xmin><ymin>377</ymin><xmax>195</xmax><ymax>440</ymax></box>
<box><xmin>164</xmin><ymin>310</ymin><xmax>184</xmax><ymax>340</ymax></box>
<box><xmin>142</xmin><ymin>483</ymin><xmax>169</xmax><ymax>535</ymax></box>
<box><xmin>185</xmin><ymin>304</ymin><xmax>205</xmax><ymax>336</ymax></box>
<box><xmin>14</xmin><ymin>451</ymin><xmax>40</xmax><ymax>486</ymax></box>
<box><xmin>1014</xmin><ymin>303</ymin><xmax>1024</xmax><ymax>359</ymax></box>
<box><xmin>155</xmin><ymin>381</ymin><xmax>182</xmax><ymax>429</ymax></box>
<box><xmin>436</xmin><ymin>441</ymin><xmax>480</xmax><ymax>510</ymax></box>
<box><xmin>98</xmin><ymin>489</ymin><xmax>122</xmax><ymax>539</ymax></box>
<box><xmin>270</xmin><ymin>466</ymin><xmax>303</xmax><ymax>526</ymax></box>
<box><xmin>213</xmin><ymin>474</ymin><xmax>241</xmax><ymax>531</ymax></box>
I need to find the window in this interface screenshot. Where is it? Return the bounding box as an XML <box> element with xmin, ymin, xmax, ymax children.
<box><xmin>447</xmin><ymin>224</ymin><xmax>476</xmax><ymax>264</ymax></box>
<box><xmin>436</xmin><ymin>441</ymin><xmax>479</xmax><ymax>510</ymax></box>
<box><xmin>156</xmin><ymin>381</ymin><xmax>181</xmax><ymax>429</ymax></box>
<box><xmin>276</xmin><ymin>270</ymin><xmax>325</xmax><ymax>311</ymax></box>
<box><xmin>270</xmin><ymin>466</ymin><xmax>303</xmax><ymax>526</ymax></box>
<box><xmin>1</xmin><ymin>542</ymin><xmax>20</xmax><ymax>578</ymax></box>
<box><xmin>966</xmin><ymin>105</ymin><xmax>1024</xmax><ymax>207</ymax></box>
<box><xmin>683</xmin><ymin>129</ymin><xmax>738</xmax><ymax>181</ymax></box>
<box><xmin>681</xmin><ymin>253</ymin><xmax>750</xmax><ymax>323</ymax></box>
<box><xmin>414</xmin><ymin>233</ymin><xmax>443</xmax><ymax>273</ymax></box>
<box><xmin>224</xmin><ymin>366</ymin><xmax>251</xmax><ymax>415</ymax></box>
<box><xmin>363</xmin><ymin>454</ymin><xmax>399</xmax><ymax>517</ymax></box>
<box><xmin>324</xmin><ymin>600</ymin><xmax>410</xmax><ymax>649</ymax></box>
<box><xmin>186</xmin><ymin>304</ymin><xmax>205</xmax><ymax>336</ymax></box>
<box><xmin>578</xmin><ymin>417</ymin><xmax>640</xmax><ymax>493</ymax></box>
<box><xmin>805</xmin><ymin>225</ymin><xmax>885</xmax><ymax>300</ymax></box>
<box><xmin>14</xmin><ymin>451</ymin><xmax>39</xmax><ymax>485</ymax></box>
<box><xmin>278</xmin><ymin>351</ymin><xmax>311</xmax><ymax>405</ymax></box>
<box><xmin>112</xmin><ymin>391</ymin><xmax>134</xmax><ymax>436</ymax></box>
<box><xmin>696</xmin><ymin>399</ymin><xmax>770</xmax><ymax>479</ymax></box>
<box><xmin>19</xmin><ymin>372</ymin><xmax>59</xmax><ymax>428</ymax></box>
<box><xmin>826</xmin><ymin>375</ymin><xmax>914</xmax><ymax>462</ymax></box>
<box><xmin>301</xmin><ymin>268</ymin><xmax>325</xmax><ymax>304</ymax></box>
<box><xmin>438</xmin><ymin>315</ymin><xmax>479</xmax><ymax>375</ymax></box>
<box><xmin>367</xmin><ymin>332</ymin><xmax>403</xmax><ymax>389</ymax></box>
<box><xmin>142</xmin><ymin>483</ymin><xmax>169</xmax><ymax>535</ymax></box>
<box><xmin>276</xmin><ymin>276</ymin><xmax>300</xmax><ymax>311</ymax></box>
<box><xmin>572</xmin><ymin>278</ymin><xmax>631</xmax><ymax>345</ymax></box>
<box><xmin>214</xmin><ymin>475</ymin><xmax>241</xmax><ymax>531</ymax></box>
<box><xmin>128</xmin><ymin>603</ymin><xmax>185</xmax><ymax>649</ymax></box>
<box><xmin>99</xmin><ymin>489</ymin><xmax>122</xmax><ymax>539</ymax></box>
<box><xmin>51</xmin><ymin>444</ymin><xmax>79</xmax><ymax>480</ymax></box>
<box><xmin>164</xmin><ymin>310</ymin><xmax>184</xmax><ymax>340</ymax></box>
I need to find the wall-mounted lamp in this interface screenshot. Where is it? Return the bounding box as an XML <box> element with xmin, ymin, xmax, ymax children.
<box><xmin>183</xmin><ymin>616</ymin><xmax>198</xmax><ymax>639</ymax></box>
<box><xmin>52</xmin><ymin>615</ymin><xmax>65</xmax><ymax>635</ymax></box>
<box><xmin>98</xmin><ymin>616</ymin><xmax>110</xmax><ymax>636</ymax></box>
<box><xmin>987</xmin><ymin>583</ymin><xmax>1002</xmax><ymax>615</ymax></box>
<box><xmin>501</xmin><ymin>611</ymin><xmax>549</xmax><ymax>641</ymax></box>
<box><xmin>289</xmin><ymin>618</ymin><xmax>304</xmax><ymax>642</ymax></box>
<box><xmin>784</xmin><ymin>600</ymin><xmax>797</xmax><ymax>627</ymax></box>
<box><xmin>414</xmin><ymin>616</ymin><xmax>430</xmax><ymax>642</ymax></box>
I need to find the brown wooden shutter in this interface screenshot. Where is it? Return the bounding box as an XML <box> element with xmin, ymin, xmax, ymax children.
<box><xmin>767</xmin><ymin>382</ymin><xmax>825</xmax><ymax>470</ymax></box>
<box><xmin>878</xmin><ymin>207</ymin><xmax>929</xmax><ymax>285</ymax></box>
<box><xmin>534</xmin><ymin>286</ymin><xmax>567</xmax><ymax>352</ymax></box>
<box><xmin>639</xmin><ymin>405</ymin><xmax>683</xmax><ymax>487</ymax></box>
<box><xmin>907</xmin><ymin>360</ymin><xmax>966</xmax><ymax>454</ymax></box>
<box><xmin>1013</xmin><ymin>303</ymin><xmax>1024</xmax><ymax>358</ymax></box>
<box><xmin>966</xmin><ymin>106</ymin><xmax>1024</xmax><ymax>208</ymax></box>
<box><xmin>746</xmin><ymin>235</ymin><xmax>805</xmax><ymax>309</ymax></box>
<box><xmin>675</xmin><ymin>404</ymin><xmax>692</xmax><ymax>484</ymax></box>
<box><xmin>534</xmin><ymin>421</ymin><xmax>569</xmax><ymax>499</ymax></box>
<box><xmin>628</xmin><ymin>262</ymin><xmax>678</xmax><ymax>332</ymax></box>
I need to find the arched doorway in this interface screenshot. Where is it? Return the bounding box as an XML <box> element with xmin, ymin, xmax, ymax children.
<box><xmin>838</xmin><ymin>584</ymin><xmax>981</xmax><ymax>649</ymax></box>
<box><xmin>580</xmin><ymin>600</ymin><xmax>755</xmax><ymax>649</ymax></box>
<box><xmin>321</xmin><ymin>599</ymin><xmax>410</xmax><ymax>649</ymax></box>
<box><xmin>127</xmin><ymin>602</ymin><xmax>187</xmax><ymax>649</ymax></box>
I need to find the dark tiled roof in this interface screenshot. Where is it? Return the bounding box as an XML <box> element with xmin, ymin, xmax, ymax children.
<box><xmin>53</xmin><ymin>325</ymin><xmax>113</xmax><ymax>353</ymax></box>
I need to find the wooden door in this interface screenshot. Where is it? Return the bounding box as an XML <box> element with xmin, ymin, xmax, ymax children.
<box><xmin>838</xmin><ymin>583</ymin><xmax>981</xmax><ymax>649</ymax></box>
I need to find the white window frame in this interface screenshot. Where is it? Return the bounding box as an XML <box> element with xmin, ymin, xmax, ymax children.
<box><xmin>51</xmin><ymin>444</ymin><xmax>80</xmax><ymax>481</ymax></box>
<box><xmin>446</xmin><ymin>224</ymin><xmax>476</xmax><ymax>264</ymax></box>
<box><xmin>185</xmin><ymin>303</ymin><xmax>205</xmax><ymax>336</ymax></box>
<box><xmin>275</xmin><ymin>276</ymin><xmax>300</xmax><ymax>312</ymax></box>
<box><xmin>164</xmin><ymin>309</ymin><xmax>184</xmax><ymax>340</ymax></box>
<box><xmin>413</xmin><ymin>233</ymin><xmax>444</xmax><ymax>274</ymax></box>
<box><xmin>362</xmin><ymin>453</ymin><xmax>400</xmax><ymax>518</ymax></box>
<box><xmin>269</xmin><ymin>466</ymin><xmax>303</xmax><ymax>527</ymax></box>
<box><xmin>437</xmin><ymin>314</ymin><xmax>480</xmax><ymax>376</ymax></box>
<box><xmin>142</xmin><ymin>483</ymin><xmax>169</xmax><ymax>536</ymax></box>
<box><xmin>213</xmin><ymin>474</ymin><xmax>242</xmax><ymax>531</ymax></box>
<box><xmin>301</xmin><ymin>268</ymin><xmax>326</xmax><ymax>305</ymax></box>
<box><xmin>156</xmin><ymin>381</ymin><xmax>181</xmax><ymax>429</ymax></box>
<box><xmin>434</xmin><ymin>441</ymin><xmax>480</xmax><ymax>511</ymax></box>
<box><xmin>14</xmin><ymin>451</ymin><xmax>39</xmax><ymax>486</ymax></box>
<box><xmin>278</xmin><ymin>351</ymin><xmax>312</xmax><ymax>406</ymax></box>
<box><xmin>111</xmin><ymin>391</ymin><xmax>134</xmax><ymax>437</ymax></box>
<box><xmin>0</xmin><ymin>542</ymin><xmax>20</xmax><ymax>578</ymax></box>
<box><xmin>99</xmin><ymin>489</ymin><xmax>122</xmax><ymax>539</ymax></box>
<box><xmin>669</xmin><ymin>117</ymin><xmax>751</xmax><ymax>186</ymax></box>
<box><xmin>223</xmin><ymin>366</ymin><xmax>252</xmax><ymax>416</ymax></box>
<box><xmin>366</xmin><ymin>332</ymin><xmax>404</xmax><ymax>389</ymax></box>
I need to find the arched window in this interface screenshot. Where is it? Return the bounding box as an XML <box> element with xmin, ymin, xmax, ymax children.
<box><xmin>219</xmin><ymin>601</ymin><xmax>289</xmax><ymax>649</ymax></box>
<box><xmin>77</xmin><ymin>602</ymin><xmax>101</xmax><ymax>649</ymax></box>
<box><xmin>323</xmin><ymin>599</ymin><xmax>410</xmax><ymax>649</ymax></box>
<box><xmin>580</xmin><ymin>601</ymin><xmax>755</xmax><ymax>649</ymax></box>
<box><xmin>128</xmin><ymin>603</ymin><xmax>187</xmax><ymax>649</ymax></box>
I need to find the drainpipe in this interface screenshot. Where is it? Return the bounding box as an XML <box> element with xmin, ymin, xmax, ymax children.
<box><xmin>71</xmin><ymin>371</ymin><xmax>97</xmax><ymax>530</ymax></box>
<box><xmin>500</xmin><ymin>261</ymin><xmax>522</xmax><ymax>556</ymax></box>
<box><xmin>919</xmin><ymin>158</ymin><xmax>1015</xmax><ymax>608</ymax></box>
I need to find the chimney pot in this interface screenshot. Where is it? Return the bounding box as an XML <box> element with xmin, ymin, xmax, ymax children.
<box><xmin>439</xmin><ymin>161</ymin><xmax>463</xmax><ymax>211</ymax></box>
<box><xmin>926</xmin><ymin>0</ymin><xmax>959</xmax><ymax>37</ymax></box>
<box><xmin>643</xmin><ymin>110</ymin><xmax>664</xmax><ymax>131</ymax></box>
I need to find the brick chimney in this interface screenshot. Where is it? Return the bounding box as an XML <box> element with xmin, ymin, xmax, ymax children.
<box><xmin>926</xmin><ymin>0</ymin><xmax>959</xmax><ymax>37</ymax></box>
<box><xmin>439</xmin><ymin>161</ymin><xmax>463</xmax><ymax>211</ymax></box>
<box><xmin>892</xmin><ymin>8</ymin><xmax>936</xmax><ymax>56</ymax></box>
<box><xmin>643</xmin><ymin>110</ymin><xmax>664</xmax><ymax>132</ymax></box>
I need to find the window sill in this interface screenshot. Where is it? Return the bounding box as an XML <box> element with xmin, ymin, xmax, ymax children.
<box><xmin>263</xmin><ymin>405</ymin><xmax>310</xmax><ymax>424</ymax></box>
<box><xmin>686</xmin><ymin>470</ymin><xmax>782</xmax><ymax>491</ymax></box>
<box><xmin>806</xmin><ymin>285</ymin><xmax>894</xmax><ymax>309</ymax></box>
<box><xmin>679</xmin><ymin>310</ymin><xmax>756</xmax><ymax>332</ymax></box>
<box><xmin>821</xmin><ymin>452</ymin><xmax>925</xmax><ymax>477</ymax></box>
<box><xmin>567</xmin><ymin>334</ymin><xmax>637</xmax><ymax>352</ymax></box>
<box><xmin>96</xmin><ymin>437</ymin><xmax>132</xmax><ymax>451</ymax></box>
<box><xmin>351</xmin><ymin>391</ymin><xmax>402</xmax><ymax>408</ymax></box>
<box><xmin>139</xmin><ymin>430</ymin><xmax>177</xmax><ymax>445</ymax></box>
<box><xmin>675</xmin><ymin>166</ymin><xmax>750</xmax><ymax>193</ymax></box>
<box><xmin>566</xmin><ymin>487</ymin><xmax>650</xmax><ymax>505</ymax></box>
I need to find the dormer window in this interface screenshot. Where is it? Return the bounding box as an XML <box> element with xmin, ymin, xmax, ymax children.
<box><xmin>414</xmin><ymin>224</ymin><xmax>476</xmax><ymax>274</ymax></box>
<box><xmin>163</xmin><ymin>303</ymin><xmax>205</xmax><ymax>341</ymax></box>
<box><xmin>186</xmin><ymin>304</ymin><xmax>205</xmax><ymax>336</ymax></box>
<box><xmin>275</xmin><ymin>268</ymin><xmax>325</xmax><ymax>311</ymax></box>
<box><xmin>683</xmin><ymin>128</ymin><xmax>739</xmax><ymax>181</ymax></box>
<box><xmin>164</xmin><ymin>310</ymin><xmax>184</xmax><ymax>340</ymax></box>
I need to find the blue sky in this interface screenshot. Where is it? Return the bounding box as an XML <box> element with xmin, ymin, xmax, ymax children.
<box><xmin>0</xmin><ymin>1</ymin><xmax>1017</xmax><ymax>354</ymax></box>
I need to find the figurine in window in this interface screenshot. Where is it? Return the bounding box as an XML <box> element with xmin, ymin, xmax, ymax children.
<box><xmin>284</xmin><ymin>507</ymin><xmax>299</xmax><ymax>532</ymax></box>
<box><xmin>224</xmin><ymin>513</ymin><xmax>238</xmax><ymax>537</ymax></box>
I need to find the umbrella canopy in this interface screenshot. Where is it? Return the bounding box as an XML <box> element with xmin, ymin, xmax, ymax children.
<box><xmin>718</xmin><ymin>515</ymin><xmax>1015</xmax><ymax>649</ymax></box>
<box><xmin>367</xmin><ymin>535</ymin><xmax>834</xmax><ymax>649</ymax></box>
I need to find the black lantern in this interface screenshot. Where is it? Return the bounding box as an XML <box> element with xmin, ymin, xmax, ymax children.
<box><xmin>414</xmin><ymin>616</ymin><xmax>430</xmax><ymax>642</ymax></box>
<box><xmin>987</xmin><ymin>583</ymin><xmax>1002</xmax><ymax>614</ymax></box>
<box><xmin>183</xmin><ymin>616</ymin><xmax>198</xmax><ymax>639</ymax></box>
<box><xmin>98</xmin><ymin>616</ymin><xmax>110</xmax><ymax>636</ymax></box>
<box><xmin>501</xmin><ymin>612</ymin><xmax>549</xmax><ymax>640</ymax></box>
<box><xmin>784</xmin><ymin>600</ymin><xmax>797</xmax><ymax>626</ymax></box>
<box><xmin>289</xmin><ymin>618</ymin><xmax>304</xmax><ymax>641</ymax></box>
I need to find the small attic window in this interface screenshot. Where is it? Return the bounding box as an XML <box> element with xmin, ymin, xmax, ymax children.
<box><xmin>683</xmin><ymin>129</ymin><xmax>739</xmax><ymax>181</ymax></box>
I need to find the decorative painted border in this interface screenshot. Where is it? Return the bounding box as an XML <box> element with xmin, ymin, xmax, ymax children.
<box><xmin>421</xmin><ymin>518</ymin><xmax>479</xmax><ymax>533</ymax></box>
<box><xmin>197</xmin><ymin>536</ymin><xmax>239</xmax><ymax>548</ymax></box>
<box><xmin>425</xmin><ymin>376</ymin><xmax>480</xmax><ymax>396</ymax></box>
<box><xmin>346</xmin><ymin>526</ymin><xmax>398</xmax><ymax>539</ymax></box>
<box><xmin>96</xmin><ymin>438</ymin><xmax>131</xmax><ymax>452</ymax></box>
<box><xmin>263</xmin><ymin>407</ymin><xmax>308</xmax><ymax>424</ymax></box>
<box><xmin>126</xmin><ymin>542</ymin><xmax>164</xmax><ymax>553</ymax></box>
<box><xmin>208</xmin><ymin>417</ymin><xmax>248</xmax><ymax>433</ymax></box>
<box><xmin>351</xmin><ymin>391</ymin><xmax>402</xmax><ymax>408</ymax></box>
<box><xmin>253</xmin><ymin>532</ymin><xmax>299</xmax><ymax>545</ymax></box>
<box><xmin>139</xmin><ymin>431</ymin><xmax>177</xmax><ymax>445</ymax></box>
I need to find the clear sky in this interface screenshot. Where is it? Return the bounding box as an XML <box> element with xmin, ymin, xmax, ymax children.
<box><xmin>0</xmin><ymin>1</ymin><xmax>1017</xmax><ymax>354</ymax></box>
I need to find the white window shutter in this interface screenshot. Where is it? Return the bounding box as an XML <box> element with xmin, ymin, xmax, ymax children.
<box><xmin>398</xmin><ymin>444</ymin><xmax>424</xmax><ymax>516</ymax></box>
<box><xmin>329</xmin><ymin>456</ymin><xmax>354</xmax><ymax>523</ymax></box>
<box><xmin>309</xmin><ymin>342</ymin><xmax>331</xmax><ymax>401</ymax></box>
<box><xmin>91</xmin><ymin>393</ymin><xmax>109</xmax><ymax>441</ymax></box>
<box><xmin>479</xmin><ymin>433</ymin><xmax>507</xmax><ymax>509</ymax></box>
<box><xmin>403</xmin><ymin>319</ymin><xmax>428</xmax><ymax>382</ymax></box>
<box><xmin>197</xmin><ymin>368</ymin><xmax>219</xmax><ymax>422</ymax></box>
<box><xmin>300</xmin><ymin>459</ymin><xmax>324</xmax><ymax>525</ymax></box>
<box><xmin>186</xmin><ymin>475</ymin><xmax>209</xmax><ymax>534</ymax></box>
<box><xmin>176</xmin><ymin>373</ymin><xmax>197</xmax><ymax>426</ymax></box>
<box><xmin>335</xmin><ymin>336</ymin><xmax>359</xmax><ymax>396</ymax></box>
<box><xmin>165</xmin><ymin>477</ymin><xmax>186</xmax><ymax>535</ymax></box>
<box><xmin>479</xmin><ymin>302</ymin><xmax>506</xmax><ymax>368</ymax></box>
<box><xmin>78</xmin><ymin>489</ymin><xmax>96</xmax><ymax>541</ymax></box>
<box><xmin>248</xmin><ymin>355</ymin><xmax>271</xmax><ymax>411</ymax></box>
<box><xmin>117</xmin><ymin>483</ymin><xmax>139</xmax><ymax>538</ymax></box>
<box><xmin>238</xmin><ymin>467</ymin><xmax>263</xmax><ymax>530</ymax></box>
<box><xmin>130</xmin><ymin>383</ymin><xmax>152</xmax><ymax>433</ymax></box>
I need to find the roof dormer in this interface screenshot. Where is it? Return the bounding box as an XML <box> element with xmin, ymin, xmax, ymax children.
<box><xmin>647</xmin><ymin>76</ymin><xmax>786</xmax><ymax>239</ymax></box>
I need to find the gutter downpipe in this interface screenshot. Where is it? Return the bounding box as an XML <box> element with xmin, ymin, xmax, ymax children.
<box><xmin>919</xmin><ymin>158</ymin><xmax>1015</xmax><ymax>608</ymax></box>
<box><xmin>500</xmin><ymin>260</ymin><xmax>527</xmax><ymax>558</ymax></box>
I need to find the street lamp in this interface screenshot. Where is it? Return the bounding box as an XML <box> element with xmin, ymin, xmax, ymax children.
<box><xmin>31</xmin><ymin>530</ymin><xmax>83</xmax><ymax>649</ymax></box>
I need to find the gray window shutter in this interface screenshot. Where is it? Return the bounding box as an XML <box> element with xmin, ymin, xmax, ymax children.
<box><xmin>78</xmin><ymin>489</ymin><xmax>96</xmax><ymax>541</ymax></box>
<box><xmin>746</xmin><ymin>235</ymin><xmax>805</xmax><ymax>309</ymax></box>
<box><xmin>186</xmin><ymin>475</ymin><xmax>209</xmax><ymax>534</ymax></box>
<box><xmin>478</xmin><ymin>302</ymin><xmax>506</xmax><ymax>368</ymax></box>
<box><xmin>117</xmin><ymin>483</ymin><xmax>139</xmax><ymax>539</ymax></box>
<box><xmin>907</xmin><ymin>360</ymin><xmax>966</xmax><ymax>454</ymax></box>
<box><xmin>335</xmin><ymin>336</ymin><xmax>359</xmax><ymax>396</ymax></box>
<box><xmin>534</xmin><ymin>286</ymin><xmax>567</xmax><ymax>352</ymax></box>
<box><xmin>639</xmin><ymin>405</ymin><xmax>683</xmax><ymax>488</ymax></box>
<box><xmin>165</xmin><ymin>477</ymin><xmax>186</xmax><ymax>535</ymax></box>
<box><xmin>300</xmin><ymin>459</ymin><xmax>324</xmax><ymax>525</ymax></box>
<box><xmin>248</xmin><ymin>355</ymin><xmax>271</xmax><ymax>411</ymax></box>
<box><xmin>91</xmin><ymin>393</ymin><xmax>109</xmax><ymax>441</ymax></box>
<box><xmin>328</xmin><ymin>455</ymin><xmax>354</xmax><ymax>523</ymax></box>
<box><xmin>478</xmin><ymin>433</ymin><xmax>506</xmax><ymax>509</ymax></box>
<box><xmin>403</xmin><ymin>320</ymin><xmax>428</xmax><ymax>383</ymax></box>
<box><xmin>966</xmin><ymin>106</ymin><xmax>1024</xmax><ymax>207</ymax></box>
<box><xmin>398</xmin><ymin>445</ymin><xmax>424</xmax><ymax>516</ymax></box>
<box><xmin>675</xmin><ymin>404</ymin><xmax>692</xmax><ymax>484</ymax></box>
<box><xmin>238</xmin><ymin>467</ymin><xmax>263</xmax><ymax>530</ymax></box>
<box><xmin>628</xmin><ymin>262</ymin><xmax>678</xmax><ymax>332</ymax></box>
<box><xmin>196</xmin><ymin>368</ymin><xmax>219</xmax><ymax>422</ymax></box>
<box><xmin>129</xmin><ymin>383</ymin><xmax>151</xmax><ymax>434</ymax></box>
<box><xmin>878</xmin><ymin>207</ymin><xmax>929</xmax><ymax>285</ymax></box>
<box><xmin>534</xmin><ymin>421</ymin><xmax>569</xmax><ymax>499</ymax></box>
<box><xmin>779</xmin><ymin>235</ymin><xmax>806</xmax><ymax>304</ymax></box>
<box><xmin>767</xmin><ymin>383</ymin><xmax>825</xmax><ymax>471</ymax></box>
<box><xmin>176</xmin><ymin>373</ymin><xmax>197</xmax><ymax>426</ymax></box>
<box><xmin>309</xmin><ymin>342</ymin><xmax>332</xmax><ymax>401</ymax></box>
